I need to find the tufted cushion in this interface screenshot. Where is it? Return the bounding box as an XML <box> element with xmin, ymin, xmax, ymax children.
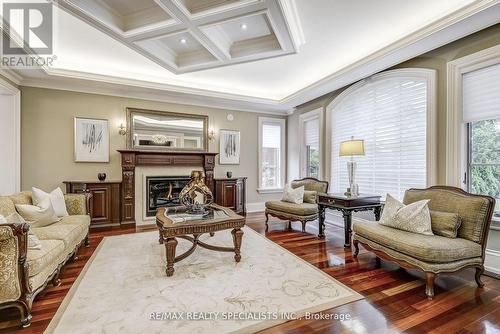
<box><xmin>403</xmin><ymin>188</ymin><xmax>492</xmax><ymax>243</ymax></box>
<box><xmin>353</xmin><ymin>220</ymin><xmax>481</xmax><ymax>263</ymax></box>
<box><xmin>265</xmin><ymin>201</ymin><xmax>318</xmax><ymax>216</ymax></box>
<box><xmin>27</xmin><ymin>239</ymin><xmax>65</xmax><ymax>277</ymax></box>
<box><xmin>430</xmin><ymin>210</ymin><xmax>462</xmax><ymax>238</ymax></box>
<box><xmin>0</xmin><ymin>196</ymin><xmax>16</xmax><ymax>217</ymax></box>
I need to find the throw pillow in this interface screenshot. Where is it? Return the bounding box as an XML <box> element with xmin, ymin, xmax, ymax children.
<box><xmin>430</xmin><ymin>210</ymin><xmax>462</xmax><ymax>238</ymax></box>
<box><xmin>32</xmin><ymin>187</ymin><xmax>69</xmax><ymax>217</ymax></box>
<box><xmin>3</xmin><ymin>213</ymin><xmax>42</xmax><ymax>250</ymax></box>
<box><xmin>303</xmin><ymin>190</ymin><xmax>317</xmax><ymax>204</ymax></box>
<box><xmin>16</xmin><ymin>198</ymin><xmax>60</xmax><ymax>228</ymax></box>
<box><xmin>379</xmin><ymin>194</ymin><xmax>433</xmax><ymax>235</ymax></box>
<box><xmin>282</xmin><ymin>184</ymin><xmax>305</xmax><ymax>204</ymax></box>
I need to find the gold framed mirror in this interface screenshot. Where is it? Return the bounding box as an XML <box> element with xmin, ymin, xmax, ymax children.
<box><xmin>126</xmin><ymin>108</ymin><xmax>208</xmax><ymax>152</ymax></box>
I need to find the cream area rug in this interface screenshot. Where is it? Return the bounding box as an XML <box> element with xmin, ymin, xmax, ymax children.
<box><xmin>45</xmin><ymin>227</ymin><xmax>362</xmax><ymax>334</ymax></box>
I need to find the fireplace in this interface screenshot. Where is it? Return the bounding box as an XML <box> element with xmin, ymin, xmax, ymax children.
<box><xmin>145</xmin><ymin>176</ymin><xmax>190</xmax><ymax>217</ymax></box>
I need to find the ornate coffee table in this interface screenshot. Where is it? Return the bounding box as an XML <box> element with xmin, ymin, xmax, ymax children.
<box><xmin>156</xmin><ymin>204</ymin><xmax>245</xmax><ymax>276</ymax></box>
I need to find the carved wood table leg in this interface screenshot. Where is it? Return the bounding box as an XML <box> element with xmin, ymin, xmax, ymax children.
<box><xmin>374</xmin><ymin>205</ymin><xmax>382</xmax><ymax>221</ymax></box>
<box><xmin>265</xmin><ymin>211</ymin><xmax>269</xmax><ymax>231</ymax></box>
<box><xmin>232</xmin><ymin>228</ymin><xmax>244</xmax><ymax>262</ymax></box>
<box><xmin>342</xmin><ymin>209</ymin><xmax>353</xmax><ymax>248</ymax></box>
<box><xmin>165</xmin><ymin>237</ymin><xmax>178</xmax><ymax>277</ymax></box>
<box><xmin>318</xmin><ymin>205</ymin><xmax>325</xmax><ymax>238</ymax></box>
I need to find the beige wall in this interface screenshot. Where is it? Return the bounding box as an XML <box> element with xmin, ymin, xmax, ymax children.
<box><xmin>289</xmin><ymin>23</ymin><xmax>500</xmax><ymax>257</ymax></box>
<box><xmin>20</xmin><ymin>87</ymin><xmax>284</xmax><ymax>205</ymax></box>
<box><xmin>291</xmin><ymin>23</ymin><xmax>500</xmax><ymax>185</ymax></box>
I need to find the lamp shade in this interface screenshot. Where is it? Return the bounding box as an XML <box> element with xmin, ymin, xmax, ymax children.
<box><xmin>339</xmin><ymin>139</ymin><xmax>365</xmax><ymax>156</ymax></box>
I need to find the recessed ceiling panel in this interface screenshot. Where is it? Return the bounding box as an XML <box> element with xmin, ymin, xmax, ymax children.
<box><xmin>57</xmin><ymin>0</ymin><xmax>301</xmax><ymax>73</ymax></box>
<box><xmin>177</xmin><ymin>0</ymin><xmax>254</xmax><ymax>16</ymax></box>
<box><xmin>201</xmin><ymin>12</ymin><xmax>281</xmax><ymax>59</ymax></box>
<box><xmin>136</xmin><ymin>32</ymin><xmax>218</xmax><ymax>69</ymax></box>
<box><xmin>67</xmin><ymin>0</ymin><xmax>173</xmax><ymax>34</ymax></box>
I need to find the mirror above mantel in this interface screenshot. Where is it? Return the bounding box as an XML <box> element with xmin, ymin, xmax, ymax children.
<box><xmin>126</xmin><ymin>108</ymin><xmax>208</xmax><ymax>152</ymax></box>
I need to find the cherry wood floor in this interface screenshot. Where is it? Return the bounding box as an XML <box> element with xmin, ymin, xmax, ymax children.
<box><xmin>1</xmin><ymin>213</ymin><xmax>499</xmax><ymax>333</ymax></box>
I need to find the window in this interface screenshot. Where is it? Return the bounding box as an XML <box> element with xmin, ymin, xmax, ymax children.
<box><xmin>299</xmin><ymin>109</ymin><xmax>322</xmax><ymax>178</ymax></box>
<box><xmin>258</xmin><ymin>117</ymin><xmax>285</xmax><ymax>192</ymax></box>
<box><xmin>463</xmin><ymin>63</ymin><xmax>500</xmax><ymax>218</ymax></box>
<box><xmin>327</xmin><ymin>69</ymin><xmax>436</xmax><ymax>199</ymax></box>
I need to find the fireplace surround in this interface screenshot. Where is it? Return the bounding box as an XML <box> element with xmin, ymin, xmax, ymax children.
<box><xmin>118</xmin><ymin>150</ymin><xmax>217</xmax><ymax>224</ymax></box>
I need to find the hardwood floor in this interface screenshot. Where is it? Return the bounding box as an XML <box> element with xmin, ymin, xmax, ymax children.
<box><xmin>1</xmin><ymin>213</ymin><xmax>499</xmax><ymax>333</ymax></box>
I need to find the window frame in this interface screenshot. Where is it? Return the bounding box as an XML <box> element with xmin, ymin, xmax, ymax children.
<box><xmin>447</xmin><ymin>44</ymin><xmax>500</xmax><ymax>225</ymax></box>
<box><xmin>258</xmin><ymin>117</ymin><xmax>286</xmax><ymax>193</ymax></box>
<box><xmin>298</xmin><ymin>108</ymin><xmax>323</xmax><ymax>179</ymax></box>
<box><xmin>325</xmin><ymin>68</ymin><xmax>438</xmax><ymax>194</ymax></box>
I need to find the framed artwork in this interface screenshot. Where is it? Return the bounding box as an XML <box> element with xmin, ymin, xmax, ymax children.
<box><xmin>74</xmin><ymin>117</ymin><xmax>109</xmax><ymax>162</ymax></box>
<box><xmin>219</xmin><ymin>129</ymin><xmax>240</xmax><ymax>165</ymax></box>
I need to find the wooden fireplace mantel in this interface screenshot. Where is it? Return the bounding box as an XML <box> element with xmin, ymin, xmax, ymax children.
<box><xmin>118</xmin><ymin>149</ymin><xmax>218</xmax><ymax>224</ymax></box>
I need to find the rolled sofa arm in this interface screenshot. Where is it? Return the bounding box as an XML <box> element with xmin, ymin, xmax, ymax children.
<box><xmin>0</xmin><ymin>222</ymin><xmax>30</xmax><ymax>303</ymax></box>
<box><xmin>64</xmin><ymin>193</ymin><xmax>91</xmax><ymax>216</ymax></box>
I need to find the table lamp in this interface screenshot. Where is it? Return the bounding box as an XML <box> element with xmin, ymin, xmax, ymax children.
<box><xmin>339</xmin><ymin>137</ymin><xmax>365</xmax><ymax>197</ymax></box>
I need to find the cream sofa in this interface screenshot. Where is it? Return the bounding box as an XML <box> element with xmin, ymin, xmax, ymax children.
<box><xmin>0</xmin><ymin>191</ymin><xmax>90</xmax><ymax>327</ymax></box>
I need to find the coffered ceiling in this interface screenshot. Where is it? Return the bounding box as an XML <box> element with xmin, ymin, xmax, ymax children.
<box><xmin>56</xmin><ymin>0</ymin><xmax>301</xmax><ymax>73</ymax></box>
<box><xmin>4</xmin><ymin>0</ymin><xmax>500</xmax><ymax>114</ymax></box>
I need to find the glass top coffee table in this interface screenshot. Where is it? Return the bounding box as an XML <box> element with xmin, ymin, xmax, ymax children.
<box><xmin>156</xmin><ymin>204</ymin><xmax>245</xmax><ymax>276</ymax></box>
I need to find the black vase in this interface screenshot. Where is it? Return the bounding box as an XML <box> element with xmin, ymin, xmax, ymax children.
<box><xmin>226</xmin><ymin>171</ymin><xmax>232</xmax><ymax>178</ymax></box>
<box><xmin>97</xmin><ymin>173</ymin><xmax>107</xmax><ymax>181</ymax></box>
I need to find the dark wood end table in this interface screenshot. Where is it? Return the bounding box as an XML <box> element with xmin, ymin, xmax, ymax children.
<box><xmin>156</xmin><ymin>204</ymin><xmax>245</xmax><ymax>276</ymax></box>
<box><xmin>317</xmin><ymin>193</ymin><xmax>382</xmax><ymax>247</ymax></box>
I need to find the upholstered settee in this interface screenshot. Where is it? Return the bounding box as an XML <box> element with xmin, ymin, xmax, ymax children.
<box><xmin>352</xmin><ymin>186</ymin><xmax>495</xmax><ymax>300</ymax></box>
<box><xmin>265</xmin><ymin>178</ymin><xmax>329</xmax><ymax>232</ymax></box>
<box><xmin>0</xmin><ymin>191</ymin><xmax>90</xmax><ymax>327</ymax></box>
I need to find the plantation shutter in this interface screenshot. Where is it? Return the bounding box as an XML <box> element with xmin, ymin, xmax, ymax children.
<box><xmin>304</xmin><ymin>117</ymin><xmax>319</xmax><ymax>150</ymax></box>
<box><xmin>262</xmin><ymin>123</ymin><xmax>281</xmax><ymax>148</ymax></box>
<box><xmin>463</xmin><ymin>63</ymin><xmax>500</xmax><ymax>122</ymax></box>
<box><xmin>330</xmin><ymin>77</ymin><xmax>428</xmax><ymax>199</ymax></box>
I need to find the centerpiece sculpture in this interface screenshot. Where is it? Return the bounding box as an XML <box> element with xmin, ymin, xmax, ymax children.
<box><xmin>179</xmin><ymin>170</ymin><xmax>213</xmax><ymax>214</ymax></box>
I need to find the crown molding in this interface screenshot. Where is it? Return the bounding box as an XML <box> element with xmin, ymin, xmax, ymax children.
<box><xmin>9</xmin><ymin>0</ymin><xmax>500</xmax><ymax>113</ymax></box>
<box><xmin>0</xmin><ymin>68</ymin><xmax>22</xmax><ymax>85</ymax></box>
<box><xmin>280</xmin><ymin>0</ymin><xmax>500</xmax><ymax>106</ymax></box>
<box><xmin>19</xmin><ymin>68</ymin><xmax>291</xmax><ymax>115</ymax></box>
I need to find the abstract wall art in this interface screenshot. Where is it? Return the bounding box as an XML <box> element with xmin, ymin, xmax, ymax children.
<box><xmin>219</xmin><ymin>129</ymin><xmax>240</xmax><ymax>165</ymax></box>
<box><xmin>74</xmin><ymin>117</ymin><xmax>109</xmax><ymax>162</ymax></box>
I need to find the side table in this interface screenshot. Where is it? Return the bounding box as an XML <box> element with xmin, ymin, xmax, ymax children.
<box><xmin>317</xmin><ymin>193</ymin><xmax>382</xmax><ymax>247</ymax></box>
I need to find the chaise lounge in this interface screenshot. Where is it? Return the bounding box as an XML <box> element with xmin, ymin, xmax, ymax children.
<box><xmin>0</xmin><ymin>191</ymin><xmax>90</xmax><ymax>327</ymax></box>
<box><xmin>353</xmin><ymin>186</ymin><xmax>496</xmax><ymax>299</ymax></box>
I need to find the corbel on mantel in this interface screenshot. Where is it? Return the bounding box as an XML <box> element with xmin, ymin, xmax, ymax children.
<box><xmin>117</xmin><ymin>149</ymin><xmax>218</xmax><ymax>225</ymax></box>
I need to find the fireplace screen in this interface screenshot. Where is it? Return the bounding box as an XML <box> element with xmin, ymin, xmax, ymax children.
<box><xmin>146</xmin><ymin>176</ymin><xmax>191</xmax><ymax>217</ymax></box>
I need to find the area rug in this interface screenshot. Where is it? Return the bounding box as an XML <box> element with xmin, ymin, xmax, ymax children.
<box><xmin>45</xmin><ymin>227</ymin><xmax>362</xmax><ymax>334</ymax></box>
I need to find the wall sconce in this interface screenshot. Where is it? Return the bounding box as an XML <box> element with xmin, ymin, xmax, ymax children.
<box><xmin>118</xmin><ymin>123</ymin><xmax>127</xmax><ymax>136</ymax></box>
<box><xmin>208</xmin><ymin>128</ymin><xmax>216</xmax><ymax>141</ymax></box>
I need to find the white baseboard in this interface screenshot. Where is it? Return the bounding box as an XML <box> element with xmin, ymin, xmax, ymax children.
<box><xmin>246</xmin><ymin>202</ymin><xmax>265</xmax><ymax>213</ymax></box>
<box><xmin>485</xmin><ymin>249</ymin><xmax>500</xmax><ymax>275</ymax></box>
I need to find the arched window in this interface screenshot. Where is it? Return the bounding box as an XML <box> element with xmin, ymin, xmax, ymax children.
<box><xmin>326</xmin><ymin>69</ymin><xmax>436</xmax><ymax>199</ymax></box>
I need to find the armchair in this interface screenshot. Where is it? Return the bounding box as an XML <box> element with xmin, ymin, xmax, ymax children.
<box><xmin>265</xmin><ymin>177</ymin><xmax>329</xmax><ymax>232</ymax></box>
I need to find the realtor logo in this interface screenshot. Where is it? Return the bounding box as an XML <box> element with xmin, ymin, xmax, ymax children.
<box><xmin>2</xmin><ymin>2</ymin><xmax>53</xmax><ymax>55</ymax></box>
